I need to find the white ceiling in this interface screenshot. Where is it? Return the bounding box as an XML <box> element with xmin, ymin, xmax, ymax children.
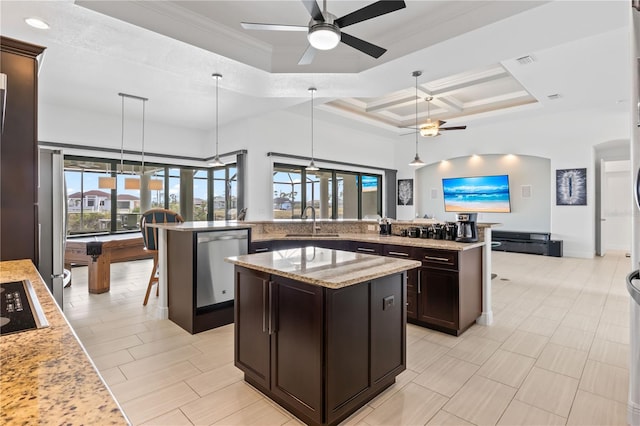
<box><xmin>0</xmin><ymin>0</ymin><xmax>632</xmax><ymax>139</ymax></box>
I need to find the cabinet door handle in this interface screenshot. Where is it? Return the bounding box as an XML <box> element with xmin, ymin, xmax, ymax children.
<box><xmin>418</xmin><ymin>277</ymin><xmax>421</xmax><ymax>294</ymax></box>
<box><xmin>424</xmin><ymin>255</ymin><xmax>449</xmax><ymax>262</ymax></box>
<box><xmin>254</xmin><ymin>248</ymin><xmax>269</xmax><ymax>253</ymax></box>
<box><xmin>262</xmin><ymin>280</ymin><xmax>268</xmax><ymax>333</ymax></box>
<box><xmin>357</xmin><ymin>247</ymin><xmax>375</xmax><ymax>253</ymax></box>
<box><xmin>389</xmin><ymin>251</ymin><xmax>409</xmax><ymax>257</ymax></box>
<box><xmin>268</xmin><ymin>280</ymin><xmax>274</xmax><ymax>335</ymax></box>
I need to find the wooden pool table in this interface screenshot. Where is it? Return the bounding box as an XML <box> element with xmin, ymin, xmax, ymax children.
<box><xmin>64</xmin><ymin>233</ymin><xmax>152</xmax><ymax>293</ymax></box>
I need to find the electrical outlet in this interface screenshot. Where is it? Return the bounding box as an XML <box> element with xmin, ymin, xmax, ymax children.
<box><xmin>367</xmin><ymin>224</ymin><xmax>376</xmax><ymax>231</ymax></box>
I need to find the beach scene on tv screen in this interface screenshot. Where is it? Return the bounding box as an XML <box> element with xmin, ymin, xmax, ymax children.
<box><xmin>442</xmin><ymin>175</ymin><xmax>511</xmax><ymax>213</ymax></box>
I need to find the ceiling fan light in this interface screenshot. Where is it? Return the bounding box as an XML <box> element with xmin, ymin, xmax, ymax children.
<box><xmin>409</xmin><ymin>154</ymin><xmax>425</xmax><ymax>167</ymax></box>
<box><xmin>308</xmin><ymin>24</ymin><xmax>340</xmax><ymax>50</ymax></box>
<box><xmin>420</xmin><ymin>124</ymin><xmax>439</xmax><ymax>137</ymax></box>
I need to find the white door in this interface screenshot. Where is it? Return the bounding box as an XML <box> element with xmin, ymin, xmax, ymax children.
<box><xmin>602</xmin><ymin>160</ymin><xmax>632</xmax><ymax>254</ymax></box>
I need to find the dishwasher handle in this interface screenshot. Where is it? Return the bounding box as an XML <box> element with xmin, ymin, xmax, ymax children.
<box><xmin>197</xmin><ymin>232</ymin><xmax>248</xmax><ymax>244</ymax></box>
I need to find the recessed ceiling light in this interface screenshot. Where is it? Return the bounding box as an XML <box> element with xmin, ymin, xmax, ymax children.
<box><xmin>25</xmin><ymin>18</ymin><xmax>50</xmax><ymax>30</ymax></box>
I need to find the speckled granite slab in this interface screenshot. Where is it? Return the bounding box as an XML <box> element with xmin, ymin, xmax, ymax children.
<box><xmin>226</xmin><ymin>247</ymin><xmax>421</xmax><ymax>288</ymax></box>
<box><xmin>146</xmin><ymin>220</ymin><xmax>253</xmax><ymax>232</ymax></box>
<box><xmin>0</xmin><ymin>260</ymin><xmax>128</xmax><ymax>425</ymax></box>
<box><xmin>250</xmin><ymin>232</ymin><xmax>485</xmax><ymax>251</ymax></box>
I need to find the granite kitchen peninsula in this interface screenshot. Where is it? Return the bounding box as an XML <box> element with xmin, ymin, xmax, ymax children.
<box><xmin>226</xmin><ymin>247</ymin><xmax>421</xmax><ymax>426</ymax></box>
<box><xmin>248</xmin><ymin>219</ymin><xmax>493</xmax><ymax>335</ymax></box>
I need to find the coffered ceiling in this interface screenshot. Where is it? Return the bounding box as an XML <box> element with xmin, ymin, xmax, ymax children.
<box><xmin>326</xmin><ymin>63</ymin><xmax>537</xmax><ymax>131</ymax></box>
<box><xmin>0</xmin><ymin>0</ymin><xmax>631</xmax><ymax>138</ymax></box>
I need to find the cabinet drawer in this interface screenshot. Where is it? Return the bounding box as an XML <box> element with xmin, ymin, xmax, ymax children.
<box><xmin>383</xmin><ymin>244</ymin><xmax>413</xmax><ymax>259</ymax></box>
<box><xmin>250</xmin><ymin>241</ymin><xmax>272</xmax><ymax>253</ymax></box>
<box><xmin>415</xmin><ymin>248</ymin><xmax>458</xmax><ymax>270</ymax></box>
<box><xmin>351</xmin><ymin>241</ymin><xmax>382</xmax><ymax>255</ymax></box>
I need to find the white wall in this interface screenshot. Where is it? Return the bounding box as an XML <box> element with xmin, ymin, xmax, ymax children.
<box><xmin>39</xmin><ymin>102</ymin><xmax>210</xmax><ymax>166</ymax></box>
<box><xmin>395</xmin><ymin>108</ymin><xmax>630</xmax><ymax>258</ymax></box>
<box><xmin>217</xmin><ymin>109</ymin><xmax>397</xmax><ymax>220</ymax></box>
<box><xmin>415</xmin><ymin>155</ymin><xmax>551</xmax><ymax>231</ymax></box>
<box><xmin>38</xmin><ymin>91</ymin><xmax>631</xmax><ymax>259</ymax></box>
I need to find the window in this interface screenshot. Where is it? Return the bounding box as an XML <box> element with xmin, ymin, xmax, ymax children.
<box><xmin>212</xmin><ymin>164</ymin><xmax>238</xmax><ymax>220</ymax></box>
<box><xmin>193</xmin><ymin>169</ymin><xmax>208</xmax><ymax>221</ymax></box>
<box><xmin>273</xmin><ymin>163</ymin><xmax>382</xmax><ymax>219</ymax></box>
<box><xmin>64</xmin><ymin>163</ymin><xmax>113</xmax><ymax>235</ymax></box>
<box><xmin>273</xmin><ymin>166</ymin><xmax>302</xmax><ymax>219</ymax></box>
<box><xmin>64</xmin><ymin>156</ymin><xmax>242</xmax><ymax>236</ymax></box>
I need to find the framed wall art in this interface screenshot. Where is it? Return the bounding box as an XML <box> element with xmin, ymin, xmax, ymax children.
<box><xmin>397</xmin><ymin>179</ymin><xmax>413</xmax><ymax>206</ymax></box>
<box><xmin>556</xmin><ymin>168</ymin><xmax>587</xmax><ymax>205</ymax></box>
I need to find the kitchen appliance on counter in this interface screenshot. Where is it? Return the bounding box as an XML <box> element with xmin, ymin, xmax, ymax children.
<box><xmin>444</xmin><ymin>222</ymin><xmax>458</xmax><ymax>240</ymax></box>
<box><xmin>0</xmin><ymin>280</ymin><xmax>48</xmax><ymax>335</ymax></box>
<box><xmin>379</xmin><ymin>218</ymin><xmax>392</xmax><ymax>236</ymax></box>
<box><xmin>455</xmin><ymin>213</ymin><xmax>478</xmax><ymax>242</ymax></box>
<box><xmin>627</xmin><ymin>269</ymin><xmax>640</xmax><ymax>426</ymax></box>
<box><xmin>407</xmin><ymin>227</ymin><xmax>421</xmax><ymax>238</ymax></box>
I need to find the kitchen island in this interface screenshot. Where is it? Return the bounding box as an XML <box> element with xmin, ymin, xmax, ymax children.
<box><xmin>226</xmin><ymin>247</ymin><xmax>420</xmax><ymax>426</ymax></box>
<box><xmin>0</xmin><ymin>259</ymin><xmax>127</xmax><ymax>425</ymax></box>
<box><xmin>144</xmin><ymin>221</ymin><xmax>252</xmax><ymax>331</ymax></box>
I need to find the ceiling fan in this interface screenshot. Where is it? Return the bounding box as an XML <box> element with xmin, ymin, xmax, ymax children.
<box><xmin>417</xmin><ymin>96</ymin><xmax>468</xmax><ymax>137</ymax></box>
<box><xmin>240</xmin><ymin>0</ymin><xmax>407</xmax><ymax>65</ymax></box>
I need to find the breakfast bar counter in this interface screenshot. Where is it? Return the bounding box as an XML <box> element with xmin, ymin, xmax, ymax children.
<box><xmin>0</xmin><ymin>259</ymin><xmax>127</xmax><ymax>425</ymax></box>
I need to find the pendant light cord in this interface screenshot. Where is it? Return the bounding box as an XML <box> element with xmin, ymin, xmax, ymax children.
<box><xmin>216</xmin><ymin>75</ymin><xmax>219</xmax><ymax>157</ymax></box>
<box><xmin>415</xmin><ymin>73</ymin><xmax>419</xmax><ymax>155</ymax></box>
<box><xmin>120</xmin><ymin>94</ymin><xmax>125</xmax><ymax>173</ymax></box>
<box><xmin>310</xmin><ymin>88</ymin><xmax>315</xmax><ymax>161</ymax></box>
<box><xmin>141</xmin><ymin>98</ymin><xmax>145</xmax><ymax>175</ymax></box>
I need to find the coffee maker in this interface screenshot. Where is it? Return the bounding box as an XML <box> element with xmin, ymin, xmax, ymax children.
<box><xmin>455</xmin><ymin>213</ymin><xmax>478</xmax><ymax>242</ymax></box>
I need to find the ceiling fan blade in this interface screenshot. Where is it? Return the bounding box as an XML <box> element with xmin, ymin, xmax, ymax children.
<box><xmin>241</xmin><ymin>22</ymin><xmax>308</xmax><ymax>31</ymax></box>
<box><xmin>301</xmin><ymin>0</ymin><xmax>324</xmax><ymax>21</ymax></box>
<box><xmin>335</xmin><ymin>0</ymin><xmax>406</xmax><ymax>28</ymax></box>
<box><xmin>440</xmin><ymin>126</ymin><xmax>467</xmax><ymax>131</ymax></box>
<box><xmin>298</xmin><ymin>45</ymin><xmax>317</xmax><ymax>65</ymax></box>
<box><xmin>340</xmin><ymin>32</ymin><xmax>386</xmax><ymax>58</ymax></box>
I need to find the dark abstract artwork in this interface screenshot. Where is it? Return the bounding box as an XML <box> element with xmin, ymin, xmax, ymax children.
<box><xmin>397</xmin><ymin>179</ymin><xmax>413</xmax><ymax>206</ymax></box>
<box><xmin>556</xmin><ymin>168</ymin><xmax>587</xmax><ymax>205</ymax></box>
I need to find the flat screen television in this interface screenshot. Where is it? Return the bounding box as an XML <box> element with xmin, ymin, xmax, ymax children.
<box><xmin>442</xmin><ymin>174</ymin><xmax>511</xmax><ymax>213</ymax></box>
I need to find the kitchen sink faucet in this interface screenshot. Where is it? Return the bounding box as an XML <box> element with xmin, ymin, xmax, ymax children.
<box><xmin>303</xmin><ymin>205</ymin><xmax>319</xmax><ymax>235</ymax></box>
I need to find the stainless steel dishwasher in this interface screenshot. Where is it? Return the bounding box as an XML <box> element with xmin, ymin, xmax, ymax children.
<box><xmin>196</xmin><ymin>229</ymin><xmax>248</xmax><ymax>309</ymax></box>
<box><xmin>628</xmin><ymin>269</ymin><xmax>640</xmax><ymax>426</ymax></box>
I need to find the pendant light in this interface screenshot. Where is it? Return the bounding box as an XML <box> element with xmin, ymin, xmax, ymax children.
<box><xmin>118</xmin><ymin>92</ymin><xmax>149</xmax><ymax>190</ymax></box>
<box><xmin>98</xmin><ymin>163</ymin><xmax>116</xmax><ymax>189</ymax></box>
<box><xmin>209</xmin><ymin>73</ymin><xmax>225</xmax><ymax>167</ymax></box>
<box><xmin>408</xmin><ymin>71</ymin><xmax>425</xmax><ymax>167</ymax></box>
<box><xmin>306</xmin><ymin>87</ymin><xmax>319</xmax><ymax>171</ymax></box>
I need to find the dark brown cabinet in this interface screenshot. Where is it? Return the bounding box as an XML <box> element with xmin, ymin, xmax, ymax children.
<box><xmin>234</xmin><ymin>265</ymin><xmax>406</xmax><ymax>426</ymax></box>
<box><xmin>0</xmin><ymin>37</ymin><xmax>45</xmax><ymax>263</ymax></box>
<box><xmin>413</xmin><ymin>247</ymin><xmax>482</xmax><ymax>335</ymax></box>
<box><xmin>383</xmin><ymin>244</ymin><xmax>418</xmax><ymax>320</ymax></box>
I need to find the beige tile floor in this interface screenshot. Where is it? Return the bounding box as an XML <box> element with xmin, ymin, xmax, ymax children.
<box><xmin>63</xmin><ymin>250</ymin><xmax>633</xmax><ymax>425</ymax></box>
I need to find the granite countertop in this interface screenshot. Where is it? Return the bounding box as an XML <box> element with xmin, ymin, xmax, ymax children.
<box><xmin>146</xmin><ymin>220</ymin><xmax>253</xmax><ymax>231</ymax></box>
<box><xmin>0</xmin><ymin>259</ymin><xmax>128</xmax><ymax>425</ymax></box>
<box><xmin>226</xmin><ymin>247</ymin><xmax>421</xmax><ymax>289</ymax></box>
<box><xmin>251</xmin><ymin>232</ymin><xmax>486</xmax><ymax>251</ymax></box>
